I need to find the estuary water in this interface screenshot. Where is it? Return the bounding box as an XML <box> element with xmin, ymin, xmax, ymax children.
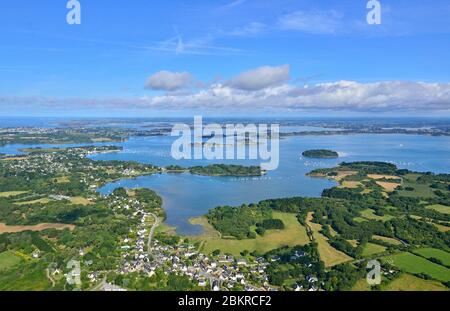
<box><xmin>1</xmin><ymin>118</ymin><xmax>449</xmax><ymax>235</ymax></box>
<box><xmin>93</xmin><ymin>134</ymin><xmax>450</xmax><ymax>235</ymax></box>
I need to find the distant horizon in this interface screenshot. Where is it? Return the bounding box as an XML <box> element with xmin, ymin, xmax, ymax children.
<box><xmin>1</xmin><ymin>115</ymin><xmax>450</xmax><ymax>121</ymax></box>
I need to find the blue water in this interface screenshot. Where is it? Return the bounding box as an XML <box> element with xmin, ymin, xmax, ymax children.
<box><xmin>1</xmin><ymin>118</ymin><xmax>449</xmax><ymax>235</ymax></box>
<box><xmin>94</xmin><ymin>134</ymin><xmax>450</xmax><ymax>235</ymax></box>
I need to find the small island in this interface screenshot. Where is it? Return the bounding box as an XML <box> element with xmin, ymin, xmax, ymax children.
<box><xmin>302</xmin><ymin>149</ymin><xmax>339</xmax><ymax>158</ymax></box>
<box><xmin>189</xmin><ymin>164</ymin><xmax>264</xmax><ymax>177</ymax></box>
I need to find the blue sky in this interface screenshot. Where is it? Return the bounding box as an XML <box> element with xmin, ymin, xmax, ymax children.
<box><xmin>0</xmin><ymin>0</ymin><xmax>450</xmax><ymax>117</ymax></box>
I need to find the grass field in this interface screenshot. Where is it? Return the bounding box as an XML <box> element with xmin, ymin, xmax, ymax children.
<box><xmin>357</xmin><ymin>209</ymin><xmax>394</xmax><ymax>222</ymax></box>
<box><xmin>194</xmin><ymin>212</ymin><xmax>310</xmax><ymax>256</ymax></box>
<box><xmin>55</xmin><ymin>176</ymin><xmax>70</xmax><ymax>183</ymax></box>
<box><xmin>339</xmin><ymin>181</ymin><xmax>362</xmax><ymax>189</ymax></box>
<box><xmin>372</xmin><ymin>235</ymin><xmax>402</xmax><ymax>245</ymax></box>
<box><xmin>14</xmin><ymin>198</ymin><xmax>51</xmax><ymax>205</ymax></box>
<box><xmin>307</xmin><ymin>212</ymin><xmax>353</xmax><ymax>267</ymax></box>
<box><xmin>426</xmin><ymin>204</ymin><xmax>450</xmax><ymax>215</ymax></box>
<box><xmin>362</xmin><ymin>243</ymin><xmax>387</xmax><ymax>257</ymax></box>
<box><xmin>413</xmin><ymin>248</ymin><xmax>450</xmax><ymax>266</ymax></box>
<box><xmin>0</xmin><ymin>251</ymin><xmax>22</xmax><ymax>271</ymax></box>
<box><xmin>383</xmin><ymin>273</ymin><xmax>448</xmax><ymax>291</ymax></box>
<box><xmin>386</xmin><ymin>252</ymin><xmax>450</xmax><ymax>282</ymax></box>
<box><xmin>375</xmin><ymin>181</ymin><xmax>401</xmax><ymax>192</ymax></box>
<box><xmin>0</xmin><ymin>263</ymin><xmax>52</xmax><ymax>291</ymax></box>
<box><xmin>0</xmin><ymin>223</ymin><xmax>75</xmax><ymax>233</ymax></box>
<box><xmin>69</xmin><ymin>197</ymin><xmax>92</xmax><ymax>205</ymax></box>
<box><xmin>0</xmin><ymin>191</ymin><xmax>27</xmax><ymax>198</ymax></box>
<box><xmin>367</xmin><ymin>174</ymin><xmax>401</xmax><ymax>180</ymax></box>
<box><xmin>397</xmin><ymin>174</ymin><xmax>437</xmax><ymax>198</ymax></box>
<box><xmin>432</xmin><ymin>223</ymin><xmax>450</xmax><ymax>232</ymax></box>
<box><xmin>352</xmin><ymin>278</ymin><xmax>373</xmax><ymax>291</ymax></box>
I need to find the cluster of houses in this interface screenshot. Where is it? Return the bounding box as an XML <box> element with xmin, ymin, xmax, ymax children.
<box><xmin>3</xmin><ymin>145</ymin><xmax>325</xmax><ymax>292</ymax></box>
<box><xmin>108</xmin><ymin>194</ymin><xmax>274</xmax><ymax>291</ymax></box>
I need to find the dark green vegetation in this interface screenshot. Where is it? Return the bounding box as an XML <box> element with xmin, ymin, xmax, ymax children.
<box><xmin>0</xmin><ymin>146</ymin><xmax>169</xmax><ymax>290</ymax></box>
<box><xmin>0</xmin><ymin>137</ymin><xmax>449</xmax><ymax>291</ymax></box>
<box><xmin>165</xmin><ymin>164</ymin><xmax>264</xmax><ymax>176</ymax></box>
<box><xmin>206</xmin><ymin>161</ymin><xmax>450</xmax><ymax>290</ymax></box>
<box><xmin>189</xmin><ymin>164</ymin><xmax>264</xmax><ymax>177</ymax></box>
<box><xmin>207</xmin><ymin>204</ymin><xmax>273</xmax><ymax>239</ymax></box>
<box><xmin>302</xmin><ymin>149</ymin><xmax>339</xmax><ymax>158</ymax></box>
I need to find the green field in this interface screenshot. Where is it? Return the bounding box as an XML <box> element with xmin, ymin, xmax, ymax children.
<box><xmin>362</xmin><ymin>243</ymin><xmax>387</xmax><ymax>257</ymax></box>
<box><xmin>0</xmin><ymin>251</ymin><xmax>22</xmax><ymax>271</ymax></box>
<box><xmin>197</xmin><ymin>212</ymin><xmax>310</xmax><ymax>256</ymax></box>
<box><xmin>307</xmin><ymin>213</ymin><xmax>353</xmax><ymax>267</ymax></box>
<box><xmin>413</xmin><ymin>248</ymin><xmax>450</xmax><ymax>266</ymax></box>
<box><xmin>351</xmin><ymin>278</ymin><xmax>373</xmax><ymax>291</ymax></box>
<box><xmin>356</xmin><ymin>209</ymin><xmax>394</xmax><ymax>222</ymax></box>
<box><xmin>383</xmin><ymin>273</ymin><xmax>448</xmax><ymax>291</ymax></box>
<box><xmin>0</xmin><ymin>262</ymin><xmax>52</xmax><ymax>291</ymax></box>
<box><xmin>426</xmin><ymin>204</ymin><xmax>450</xmax><ymax>215</ymax></box>
<box><xmin>387</xmin><ymin>252</ymin><xmax>450</xmax><ymax>282</ymax></box>
<box><xmin>0</xmin><ymin>191</ymin><xmax>28</xmax><ymax>198</ymax></box>
<box><xmin>433</xmin><ymin>223</ymin><xmax>450</xmax><ymax>232</ymax></box>
<box><xmin>372</xmin><ymin>235</ymin><xmax>402</xmax><ymax>246</ymax></box>
<box><xmin>14</xmin><ymin>198</ymin><xmax>51</xmax><ymax>205</ymax></box>
<box><xmin>397</xmin><ymin>174</ymin><xmax>438</xmax><ymax>198</ymax></box>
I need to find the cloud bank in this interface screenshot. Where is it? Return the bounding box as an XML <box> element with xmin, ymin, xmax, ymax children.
<box><xmin>2</xmin><ymin>66</ymin><xmax>450</xmax><ymax>115</ymax></box>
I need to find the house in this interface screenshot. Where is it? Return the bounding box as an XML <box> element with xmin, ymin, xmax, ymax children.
<box><xmin>32</xmin><ymin>250</ymin><xmax>40</xmax><ymax>258</ymax></box>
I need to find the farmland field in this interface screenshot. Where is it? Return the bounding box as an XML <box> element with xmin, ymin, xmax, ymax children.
<box><xmin>372</xmin><ymin>235</ymin><xmax>402</xmax><ymax>245</ymax></box>
<box><xmin>387</xmin><ymin>252</ymin><xmax>450</xmax><ymax>282</ymax></box>
<box><xmin>0</xmin><ymin>223</ymin><xmax>75</xmax><ymax>233</ymax></box>
<box><xmin>362</xmin><ymin>243</ymin><xmax>387</xmax><ymax>257</ymax></box>
<box><xmin>0</xmin><ymin>251</ymin><xmax>21</xmax><ymax>271</ymax></box>
<box><xmin>413</xmin><ymin>248</ymin><xmax>450</xmax><ymax>266</ymax></box>
<box><xmin>358</xmin><ymin>209</ymin><xmax>394</xmax><ymax>222</ymax></box>
<box><xmin>383</xmin><ymin>273</ymin><xmax>448</xmax><ymax>291</ymax></box>
<box><xmin>0</xmin><ymin>191</ymin><xmax>27</xmax><ymax>198</ymax></box>
<box><xmin>196</xmin><ymin>212</ymin><xmax>310</xmax><ymax>256</ymax></box>
<box><xmin>426</xmin><ymin>204</ymin><xmax>450</xmax><ymax>215</ymax></box>
<box><xmin>307</xmin><ymin>213</ymin><xmax>353</xmax><ymax>267</ymax></box>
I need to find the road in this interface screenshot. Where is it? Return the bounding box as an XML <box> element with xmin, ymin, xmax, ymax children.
<box><xmin>45</xmin><ymin>268</ymin><xmax>56</xmax><ymax>287</ymax></box>
<box><xmin>147</xmin><ymin>212</ymin><xmax>160</xmax><ymax>255</ymax></box>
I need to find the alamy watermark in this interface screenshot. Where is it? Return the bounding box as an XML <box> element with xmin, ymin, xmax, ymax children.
<box><xmin>170</xmin><ymin>116</ymin><xmax>280</xmax><ymax>171</ymax></box>
<box><xmin>67</xmin><ymin>0</ymin><xmax>81</xmax><ymax>25</ymax></box>
<box><xmin>366</xmin><ymin>260</ymin><xmax>382</xmax><ymax>285</ymax></box>
<box><xmin>367</xmin><ymin>0</ymin><xmax>382</xmax><ymax>25</ymax></box>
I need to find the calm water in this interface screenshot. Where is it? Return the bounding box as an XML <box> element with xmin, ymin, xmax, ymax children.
<box><xmin>1</xmin><ymin>118</ymin><xmax>449</xmax><ymax>235</ymax></box>
<box><xmin>94</xmin><ymin>134</ymin><xmax>450</xmax><ymax>235</ymax></box>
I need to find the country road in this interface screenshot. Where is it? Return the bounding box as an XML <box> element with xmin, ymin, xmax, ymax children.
<box><xmin>147</xmin><ymin>212</ymin><xmax>160</xmax><ymax>255</ymax></box>
<box><xmin>46</xmin><ymin>268</ymin><xmax>56</xmax><ymax>287</ymax></box>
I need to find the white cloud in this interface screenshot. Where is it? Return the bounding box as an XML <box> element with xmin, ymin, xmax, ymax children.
<box><xmin>278</xmin><ymin>10</ymin><xmax>343</xmax><ymax>34</ymax></box>
<box><xmin>141</xmin><ymin>80</ymin><xmax>450</xmax><ymax>112</ymax></box>
<box><xmin>145</xmin><ymin>71</ymin><xmax>196</xmax><ymax>91</ymax></box>
<box><xmin>226</xmin><ymin>65</ymin><xmax>291</xmax><ymax>91</ymax></box>
<box><xmin>2</xmin><ymin>81</ymin><xmax>450</xmax><ymax>114</ymax></box>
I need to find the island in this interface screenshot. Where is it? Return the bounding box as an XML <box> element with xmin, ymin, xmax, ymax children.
<box><xmin>189</xmin><ymin>164</ymin><xmax>264</xmax><ymax>177</ymax></box>
<box><xmin>164</xmin><ymin>164</ymin><xmax>265</xmax><ymax>177</ymax></box>
<box><xmin>302</xmin><ymin>149</ymin><xmax>339</xmax><ymax>158</ymax></box>
<box><xmin>1</xmin><ymin>133</ymin><xmax>449</xmax><ymax>292</ymax></box>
